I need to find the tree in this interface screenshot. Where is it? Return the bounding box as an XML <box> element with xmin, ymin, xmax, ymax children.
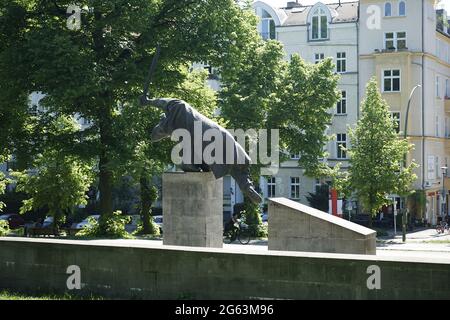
<box><xmin>11</xmin><ymin>116</ymin><xmax>94</xmax><ymax>232</ymax></box>
<box><xmin>307</xmin><ymin>184</ymin><xmax>330</xmax><ymax>213</ymax></box>
<box><xmin>116</xmin><ymin>69</ymin><xmax>217</xmax><ymax>235</ymax></box>
<box><xmin>346</xmin><ymin>79</ymin><xmax>417</xmax><ymax>227</ymax></box>
<box><xmin>0</xmin><ymin>0</ymin><xmax>263</xmax><ymax>225</ymax></box>
<box><xmin>220</xmin><ymin>40</ymin><xmax>340</xmax><ymax>232</ymax></box>
<box><xmin>0</xmin><ymin>156</ymin><xmax>7</xmax><ymax>213</ymax></box>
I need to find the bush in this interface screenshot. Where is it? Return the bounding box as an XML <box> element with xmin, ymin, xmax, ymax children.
<box><xmin>0</xmin><ymin>220</ymin><xmax>10</xmax><ymax>237</ymax></box>
<box><xmin>76</xmin><ymin>211</ymin><xmax>133</xmax><ymax>239</ymax></box>
<box><xmin>257</xmin><ymin>223</ymin><xmax>268</xmax><ymax>238</ymax></box>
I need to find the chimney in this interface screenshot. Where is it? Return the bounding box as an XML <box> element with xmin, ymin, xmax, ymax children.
<box><xmin>436</xmin><ymin>9</ymin><xmax>446</xmax><ymax>32</ymax></box>
<box><xmin>286</xmin><ymin>1</ymin><xmax>302</xmax><ymax>9</ymax></box>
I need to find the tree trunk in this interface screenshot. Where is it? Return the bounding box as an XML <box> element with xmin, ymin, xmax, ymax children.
<box><xmin>98</xmin><ymin>102</ymin><xmax>114</xmax><ymax>218</ymax></box>
<box><xmin>140</xmin><ymin>175</ymin><xmax>153</xmax><ymax>234</ymax></box>
<box><xmin>99</xmin><ymin>154</ymin><xmax>113</xmax><ymax>217</ymax></box>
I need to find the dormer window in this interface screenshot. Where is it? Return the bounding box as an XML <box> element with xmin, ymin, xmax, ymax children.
<box><xmin>311</xmin><ymin>7</ymin><xmax>328</xmax><ymax>40</ymax></box>
<box><xmin>261</xmin><ymin>9</ymin><xmax>276</xmax><ymax>40</ymax></box>
<box><xmin>399</xmin><ymin>1</ymin><xmax>406</xmax><ymax>16</ymax></box>
<box><xmin>384</xmin><ymin>2</ymin><xmax>392</xmax><ymax>17</ymax></box>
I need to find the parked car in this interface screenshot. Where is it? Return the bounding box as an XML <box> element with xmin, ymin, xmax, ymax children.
<box><xmin>75</xmin><ymin>215</ymin><xmax>100</xmax><ymax>230</ymax></box>
<box><xmin>0</xmin><ymin>214</ymin><xmax>25</xmax><ymax>230</ymax></box>
<box><xmin>42</xmin><ymin>216</ymin><xmax>54</xmax><ymax>228</ymax></box>
<box><xmin>153</xmin><ymin>215</ymin><xmax>163</xmax><ymax>234</ymax></box>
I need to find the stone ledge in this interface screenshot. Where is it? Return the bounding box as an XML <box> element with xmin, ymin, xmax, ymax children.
<box><xmin>268</xmin><ymin>198</ymin><xmax>377</xmax><ymax>255</ymax></box>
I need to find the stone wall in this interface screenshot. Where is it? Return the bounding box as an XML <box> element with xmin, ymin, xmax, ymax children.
<box><xmin>0</xmin><ymin>238</ymin><xmax>449</xmax><ymax>300</ymax></box>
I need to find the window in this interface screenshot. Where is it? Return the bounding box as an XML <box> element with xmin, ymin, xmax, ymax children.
<box><xmin>383</xmin><ymin>69</ymin><xmax>401</xmax><ymax>92</ymax></box>
<box><xmin>385</xmin><ymin>32</ymin><xmax>394</xmax><ymax>49</ymax></box>
<box><xmin>396</xmin><ymin>32</ymin><xmax>407</xmax><ymax>49</ymax></box>
<box><xmin>337</xmin><ymin>52</ymin><xmax>346</xmax><ymax>73</ymax></box>
<box><xmin>384</xmin><ymin>32</ymin><xmax>407</xmax><ymax>50</ymax></box>
<box><xmin>445</xmin><ymin>117</ymin><xmax>449</xmax><ymax>137</ymax></box>
<box><xmin>391</xmin><ymin>112</ymin><xmax>401</xmax><ymax>134</ymax></box>
<box><xmin>315</xmin><ymin>53</ymin><xmax>325</xmax><ymax>64</ymax></box>
<box><xmin>446</xmin><ymin>79</ymin><xmax>450</xmax><ymax>98</ymax></box>
<box><xmin>436</xmin><ymin>76</ymin><xmax>441</xmax><ymax>98</ymax></box>
<box><xmin>385</xmin><ymin>2</ymin><xmax>392</xmax><ymax>17</ymax></box>
<box><xmin>267</xmin><ymin>177</ymin><xmax>276</xmax><ymax>198</ymax></box>
<box><xmin>436</xmin><ymin>156</ymin><xmax>440</xmax><ymax>178</ymax></box>
<box><xmin>436</xmin><ymin>116</ymin><xmax>440</xmax><ymax>137</ymax></box>
<box><xmin>290</xmin><ymin>153</ymin><xmax>300</xmax><ymax>160</ymax></box>
<box><xmin>311</xmin><ymin>8</ymin><xmax>328</xmax><ymax>40</ymax></box>
<box><xmin>315</xmin><ymin>179</ymin><xmax>322</xmax><ymax>188</ymax></box>
<box><xmin>337</xmin><ymin>91</ymin><xmax>347</xmax><ymax>115</ymax></box>
<box><xmin>290</xmin><ymin>177</ymin><xmax>301</xmax><ymax>199</ymax></box>
<box><xmin>261</xmin><ymin>9</ymin><xmax>276</xmax><ymax>40</ymax></box>
<box><xmin>428</xmin><ymin>156</ymin><xmax>436</xmax><ymax>180</ymax></box>
<box><xmin>337</xmin><ymin>133</ymin><xmax>347</xmax><ymax>159</ymax></box>
<box><xmin>399</xmin><ymin>1</ymin><xmax>406</xmax><ymax>16</ymax></box>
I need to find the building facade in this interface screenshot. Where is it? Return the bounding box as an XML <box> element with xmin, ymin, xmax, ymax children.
<box><xmin>359</xmin><ymin>0</ymin><xmax>450</xmax><ymax>225</ymax></box>
<box><xmin>254</xmin><ymin>0</ymin><xmax>450</xmax><ymax>224</ymax></box>
<box><xmin>254</xmin><ymin>1</ymin><xmax>359</xmax><ymax>214</ymax></box>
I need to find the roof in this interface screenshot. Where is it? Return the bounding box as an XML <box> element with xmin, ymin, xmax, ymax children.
<box><xmin>282</xmin><ymin>1</ymin><xmax>359</xmax><ymax>26</ymax></box>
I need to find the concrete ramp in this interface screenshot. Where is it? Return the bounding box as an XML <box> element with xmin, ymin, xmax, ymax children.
<box><xmin>268</xmin><ymin>198</ymin><xmax>376</xmax><ymax>255</ymax></box>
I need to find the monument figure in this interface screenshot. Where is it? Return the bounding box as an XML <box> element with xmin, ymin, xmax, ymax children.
<box><xmin>140</xmin><ymin>96</ymin><xmax>262</xmax><ymax>204</ymax></box>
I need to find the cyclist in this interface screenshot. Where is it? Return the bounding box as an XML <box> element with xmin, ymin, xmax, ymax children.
<box><xmin>225</xmin><ymin>212</ymin><xmax>240</xmax><ymax>233</ymax></box>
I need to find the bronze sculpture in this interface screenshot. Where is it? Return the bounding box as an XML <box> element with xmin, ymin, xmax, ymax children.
<box><xmin>140</xmin><ymin>96</ymin><xmax>262</xmax><ymax>205</ymax></box>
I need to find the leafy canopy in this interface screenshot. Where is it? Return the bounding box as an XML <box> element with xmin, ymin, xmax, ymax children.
<box><xmin>346</xmin><ymin>78</ymin><xmax>417</xmax><ymax>216</ymax></box>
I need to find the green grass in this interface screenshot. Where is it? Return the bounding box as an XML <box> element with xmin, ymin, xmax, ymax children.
<box><xmin>0</xmin><ymin>290</ymin><xmax>102</xmax><ymax>300</ymax></box>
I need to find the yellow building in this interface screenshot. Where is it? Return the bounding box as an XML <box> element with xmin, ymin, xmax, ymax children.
<box><xmin>359</xmin><ymin>0</ymin><xmax>450</xmax><ymax>225</ymax></box>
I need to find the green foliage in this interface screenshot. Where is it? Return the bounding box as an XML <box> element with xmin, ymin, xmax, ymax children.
<box><xmin>221</xmin><ymin>42</ymin><xmax>340</xmax><ymax>181</ymax></box>
<box><xmin>307</xmin><ymin>184</ymin><xmax>330</xmax><ymax>213</ymax></box>
<box><xmin>11</xmin><ymin>116</ymin><xmax>95</xmax><ymax>228</ymax></box>
<box><xmin>0</xmin><ymin>0</ymin><xmax>262</xmax><ymax>219</ymax></box>
<box><xmin>0</xmin><ymin>173</ymin><xmax>6</xmax><ymax>213</ymax></box>
<box><xmin>271</xmin><ymin>56</ymin><xmax>341</xmax><ymax>177</ymax></box>
<box><xmin>345</xmin><ymin>79</ymin><xmax>418</xmax><ymax>217</ymax></box>
<box><xmin>221</xmin><ymin>40</ymin><xmax>339</xmax><ymax>229</ymax></box>
<box><xmin>76</xmin><ymin>211</ymin><xmax>132</xmax><ymax>239</ymax></box>
<box><xmin>0</xmin><ymin>220</ymin><xmax>10</xmax><ymax>236</ymax></box>
<box><xmin>408</xmin><ymin>190</ymin><xmax>426</xmax><ymax>220</ymax></box>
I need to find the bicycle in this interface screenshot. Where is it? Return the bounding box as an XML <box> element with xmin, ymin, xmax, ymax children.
<box><xmin>436</xmin><ymin>222</ymin><xmax>450</xmax><ymax>234</ymax></box>
<box><xmin>224</xmin><ymin>218</ymin><xmax>252</xmax><ymax>245</ymax></box>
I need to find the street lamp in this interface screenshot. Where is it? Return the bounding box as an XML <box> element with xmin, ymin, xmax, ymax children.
<box><xmin>402</xmin><ymin>84</ymin><xmax>422</xmax><ymax>243</ymax></box>
<box><xmin>393</xmin><ymin>198</ymin><xmax>397</xmax><ymax>237</ymax></box>
<box><xmin>441</xmin><ymin>166</ymin><xmax>448</xmax><ymax>221</ymax></box>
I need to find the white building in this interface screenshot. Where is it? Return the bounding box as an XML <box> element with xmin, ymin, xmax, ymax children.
<box><xmin>254</xmin><ymin>1</ymin><xmax>359</xmax><ymax>214</ymax></box>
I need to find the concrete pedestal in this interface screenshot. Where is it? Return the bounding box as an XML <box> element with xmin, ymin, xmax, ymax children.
<box><xmin>162</xmin><ymin>172</ymin><xmax>223</xmax><ymax>248</ymax></box>
<box><xmin>268</xmin><ymin>198</ymin><xmax>376</xmax><ymax>255</ymax></box>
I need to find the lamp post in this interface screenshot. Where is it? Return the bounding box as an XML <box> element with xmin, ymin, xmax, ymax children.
<box><xmin>393</xmin><ymin>198</ymin><xmax>397</xmax><ymax>237</ymax></box>
<box><xmin>402</xmin><ymin>85</ymin><xmax>422</xmax><ymax>243</ymax></box>
<box><xmin>441</xmin><ymin>166</ymin><xmax>448</xmax><ymax>220</ymax></box>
